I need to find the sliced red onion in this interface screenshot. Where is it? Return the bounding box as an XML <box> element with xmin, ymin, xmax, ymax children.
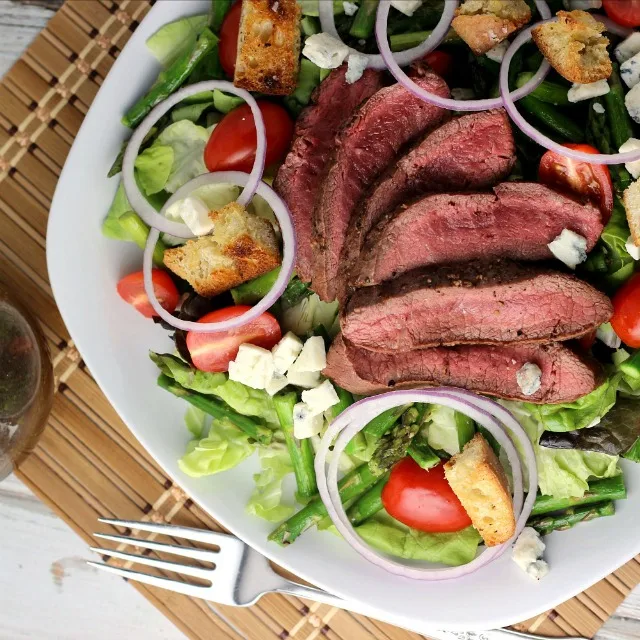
<box><xmin>122</xmin><ymin>81</ymin><xmax>266</xmax><ymax>238</ymax></box>
<box><xmin>315</xmin><ymin>389</ymin><xmax>537</xmax><ymax>580</ymax></box>
<box><xmin>143</xmin><ymin>172</ymin><xmax>295</xmax><ymax>333</ymax></box>
<box><xmin>500</xmin><ymin>22</ymin><xmax>640</xmax><ymax>165</ymax></box>
<box><xmin>595</xmin><ymin>14</ymin><xmax>634</xmax><ymax>38</ymax></box>
<box><xmin>318</xmin><ymin>0</ymin><xmax>457</xmax><ymax>70</ymax></box>
<box><xmin>375</xmin><ymin>0</ymin><xmax>552</xmax><ymax>111</ymax></box>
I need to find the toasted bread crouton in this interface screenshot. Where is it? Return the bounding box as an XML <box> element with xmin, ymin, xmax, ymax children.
<box><xmin>623</xmin><ymin>180</ymin><xmax>640</xmax><ymax>248</ymax></box>
<box><xmin>532</xmin><ymin>10</ymin><xmax>611</xmax><ymax>84</ymax></box>
<box><xmin>163</xmin><ymin>202</ymin><xmax>281</xmax><ymax>297</ymax></box>
<box><xmin>444</xmin><ymin>434</ymin><xmax>516</xmax><ymax>547</ymax></box>
<box><xmin>452</xmin><ymin>0</ymin><xmax>531</xmax><ymax>55</ymax></box>
<box><xmin>234</xmin><ymin>0</ymin><xmax>301</xmax><ymax>96</ymax></box>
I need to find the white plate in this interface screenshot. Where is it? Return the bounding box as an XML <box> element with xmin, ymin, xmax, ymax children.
<box><xmin>47</xmin><ymin>1</ymin><xmax>640</xmax><ymax>632</ymax></box>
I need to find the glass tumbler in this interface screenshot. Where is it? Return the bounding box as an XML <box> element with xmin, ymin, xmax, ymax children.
<box><xmin>0</xmin><ymin>284</ymin><xmax>54</xmax><ymax>480</ymax></box>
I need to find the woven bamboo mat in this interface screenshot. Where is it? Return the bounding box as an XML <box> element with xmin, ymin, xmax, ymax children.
<box><xmin>1</xmin><ymin>1</ymin><xmax>639</xmax><ymax>637</ymax></box>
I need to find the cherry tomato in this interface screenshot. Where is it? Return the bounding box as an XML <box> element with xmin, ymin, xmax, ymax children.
<box><xmin>218</xmin><ymin>0</ymin><xmax>242</xmax><ymax>78</ymax></box>
<box><xmin>186</xmin><ymin>306</ymin><xmax>282</xmax><ymax>372</ymax></box>
<box><xmin>611</xmin><ymin>273</ymin><xmax>640</xmax><ymax>348</ymax></box>
<box><xmin>381</xmin><ymin>459</ymin><xmax>472</xmax><ymax>533</ymax></box>
<box><xmin>204</xmin><ymin>101</ymin><xmax>294</xmax><ymax>173</ymax></box>
<box><xmin>538</xmin><ymin>143</ymin><xmax>613</xmax><ymax>222</ymax></box>
<box><xmin>423</xmin><ymin>50</ymin><xmax>454</xmax><ymax>78</ymax></box>
<box><xmin>117</xmin><ymin>270</ymin><xmax>179</xmax><ymax>319</ymax></box>
<box><xmin>603</xmin><ymin>0</ymin><xmax>640</xmax><ymax>27</ymax></box>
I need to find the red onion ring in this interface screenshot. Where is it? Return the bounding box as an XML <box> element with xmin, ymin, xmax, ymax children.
<box><xmin>500</xmin><ymin>21</ymin><xmax>640</xmax><ymax>165</ymax></box>
<box><xmin>318</xmin><ymin>0</ymin><xmax>457</xmax><ymax>70</ymax></box>
<box><xmin>315</xmin><ymin>389</ymin><xmax>537</xmax><ymax>580</ymax></box>
<box><xmin>595</xmin><ymin>14</ymin><xmax>634</xmax><ymax>39</ymax></box>
<box><xmin>143</xmin><ymin>172</ymin><xmax>296</xmax><ymax>333</ymax></box>
<box><xmin>122</xmin><ymin>81</ymin><xmax>266</xmax><ymax>238</ymax></box>
<box><xmin>375</xmin><ymin>0</ymin><xmax>552</xmax><ymax>111</ymax></box>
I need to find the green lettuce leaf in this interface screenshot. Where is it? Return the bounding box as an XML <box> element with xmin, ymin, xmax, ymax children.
<box><xmin>427</xmin><ymin>405</ymin><xmax>476</xmax><ymax>455</ymax></box>
<box><xmin>154</xmin><ymin>120</ymin><xmax>210</xmax><ymax>193</ymax></box>
<box><xmin>171</xmin><ymin>101</ymin><xmax>214</xmax><ymax>123</ymax></box>
<box><xmin>355</xmin><ymin>513</ymin><xmax>482</xmax><ymax>566</ymax></box>
<box><xmin>526</xmin><ymin>376</ymin><xmax>620</xmax><ymax>433</ymax></box>
<box><xmin>178</xmin><ymin>417</ymin><xmax>256</xmax><ymax>477</ymax></box>
<box><xmin>102</xmin><ymin>182</ymin><xmax>134</xmax><ymax>240</ymax></box>
<box><xmin>246</xmin><ymin>445</ymin><xmax>295</xmax><ymax>522</ymax></box>
<box><xmin>146</xmin><ymin>14</ymin><xmax>209</xmax><ymax>67</ymax></box>
<box><xmin>134</xmin><ymin>145</ymin><xmax>174</xmax><ymax>195</ymax></box>
<box><xmin>184</xmin><ymin>406</ymin><xmax>208</xmax><ymax>439</ymax></box>
<box><xmin>507</xmin><ymin>401</ymin><xmax>621</xmax><ymax>499</ymax></box>
<box><xmin>213</xmin><ymin>89</ymin><xmax>244</xmax><ymax>114</ymax></box>
<box><xmin>280</xmin><ymin>293</ymin><xmax>339</xmax><ymax>337</ymax></box>
<box><xmin>150</xmin><ymin>353</ymin><xmax>279</xmax><ymax>427</ymax></box>
<box><xmin>190</xmin><ymin>182</ymin><xmax>241</xmax><ymax>210</ymax></box>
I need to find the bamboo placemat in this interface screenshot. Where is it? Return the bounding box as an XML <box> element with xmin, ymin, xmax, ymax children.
<box><xmin>1</xmin><ymin>1</ymin><xmax>639</xmax><ymax>637</ymax></box>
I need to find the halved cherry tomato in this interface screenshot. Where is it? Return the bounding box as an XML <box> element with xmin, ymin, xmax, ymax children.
<box><xmin>423</xmin><ymin>50</ymin><xmax>454</xmax><ymax>78</ymax></box>
<box><xmin>218</xmin><ymin>0</ymin><xmax>242</xmax><ymax>78</ymax></box>
<box><xmin>117</xmin><ymin>269</ymin><xmax>180</xmax><ymax>319</ymax></box>
<box><xmin>186</xmin><ymin>306</ymin><xmax>282</xmax><ymax>372</ymax></box>
<box><xmin>204</xmin><ymin>101</ymin><xmax>294</xmax><ymax>173</ymax></box>
<box><xmin>611</xmin><ymin>273</ymin><xmax>640</xmax><ymax>348</ymax></box>
<box><xmin>603</xmin><ymin>0</ymin><xmax>640</xmax><ymax>27</ymax></box>
<box><xmin>381</xmin><ymin>459</ymin><xmax>472</xmax><ymax>533</ymax></box>
<box><xmin>538</xmin><ymin>143</ymin><xmax>614</xmax><ymax>222</ymax></box>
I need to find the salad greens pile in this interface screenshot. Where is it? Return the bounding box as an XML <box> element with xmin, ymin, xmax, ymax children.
<box><xmin>106</xmin><ymin>0</ymin><xmax>640</xmax><ymax>567</ymax></box>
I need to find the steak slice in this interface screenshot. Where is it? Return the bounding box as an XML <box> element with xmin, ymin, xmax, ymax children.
<box><xmin>342</xmin><ymin>260</ymin><xmax>613</xmax><ymax>351</ymax></box>
<box><xmin>323</xmin><ymin>334</ymin><xmax>386</xmax><ymax>395</ymax></box>
<box><xmin>339</xmin><ymin>109</ymin><xmax>516</xmax><ymax>299</ymax></box>
<box><xmin>336</xmin><ymin>338</ymin><xmax>603</xmax><ymax>404</ymax></box>
<box><xmin>312</xmin><ymin>71</ymin><xmax>449</xmax><ymax>301</ymax></box>
<box><xmin>354</xmin><ymin>182</ymin><xmax>604</xmax><ymax>288</ymax></box>
<box><xmin>274</xmin><ymin>65</ymin><xmax>384</xmax><ymax>282</ymax></box>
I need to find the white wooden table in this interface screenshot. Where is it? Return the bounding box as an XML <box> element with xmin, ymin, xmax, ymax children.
<box><xmin>1</xmin><ymin>1</ymin><xmax>640</xmax><ymax>638</ymax></box>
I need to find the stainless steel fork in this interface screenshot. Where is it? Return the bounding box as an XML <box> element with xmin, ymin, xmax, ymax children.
<box><xmin>89</xmin><ymin>518</ymin><xmax>587</xmax><ymax>640</ymax></box>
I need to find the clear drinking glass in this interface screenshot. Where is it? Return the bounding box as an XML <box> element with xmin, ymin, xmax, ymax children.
<box><xmin>0</xmin><ymin>284</ymin><xmax>54</xmax><ymax>480</ymax></box>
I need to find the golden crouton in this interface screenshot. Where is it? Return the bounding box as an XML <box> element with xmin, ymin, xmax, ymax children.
<box><xmin>452</xmin><ymin>0</ymin><xmax>531</xmax><ymax>55</ymax></box>
<box><xmin>163</xmin><ymin>202</ymin><xmax>281</xmax><ymax>297</ymax></box>
<box><xmin>532</xmin><ymin>10</ymin><xmax>611</xmax><ymax>84</ymax></box>
<box><xmin>234</xmin><ymin>0</ymin><xmax>301</xmax><ymax>95</ymax></box>
<box><xmin>444</xmin><ymin>434</ymin><xmax>516</xmax><ymax>547</ymax></box>
<box><xmin>623</xmin><ymin>180</ymin><xmax>640</xmax><ymax>248</ymax></box>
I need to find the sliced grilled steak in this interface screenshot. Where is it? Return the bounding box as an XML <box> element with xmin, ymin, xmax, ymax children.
<box><xmin>312</xmin><ymin>71</ymin><xmax>449</xmax><ymax>301</ymax></box>
<box><xmin>354</xmin><ymin>182</ymin><xmax>604</xmax><ymax>288</ymax></box>
<box><xmin>334</xmin><ymin>338</ymin><xmax>603</xmax><ymax>404</ymax></box>
<box><xmin>274</xmin><ymin>65</ymin><xmax>384</xmax><ymax>282</ymax></box>
<box><xmin>342</xmin><ymin>260</ymin><xmax>613</xmax><ymax>351</ymax></box>
<box><xmin>323</xmin><ymin>334</ymin><xmax>386</xmax><ymax>395</ymax></box>
<box><xmin>339</xmin><ymin>109</ymin><xmax>515</xmax><ymax>300</ymax></box>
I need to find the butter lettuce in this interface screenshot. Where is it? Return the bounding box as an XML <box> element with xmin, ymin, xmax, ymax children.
<box><xmin>184</xmin><ymin>406</ymin><xmax>208</xmax><ymax>439</ymax></box>
<box><xmin>356</xmin><ymin>513</ymin><xmax>482</xmax><ymax>566</ymax></box>
<box><xmin>154</xmin><ymin>120</ymin><xmax>210</xmax><ymax>193</ymax></box>
<box><xmin>150</xmin><ymin>353</ymin><xmax>279</xmax><ymax>427</ymax></box>
<box><xmin>246</xmin><ymin>446</ymin><xmax>295</xmax><ymax>522</ymax></box>
<box><xmin>146</xmin><ymin>14</ymin><xmax>209</xmax><ymax>67</ymax></box>
<box><xmin>427</xmin><ymin>405</ymin><xmax>476</xmax><ymax>455</ymax></box>
<box><xmin>526</xmin><ymin>376</ymin><xmax>620</xmax><ymax>433</ymax></box>
<box><xmin>507</xmin><ymin>401</ymin><xmax>621</xmax><ymax>499</ymax></box>
<box><xmin>179</xmin><ymin>417</ymin><xmax>256</xmax><ymax>478</ymax></box>
<box><xmin>134</xmin><ymin>145</ymin><xmax>174</xmax><ymax>195</ymax></box>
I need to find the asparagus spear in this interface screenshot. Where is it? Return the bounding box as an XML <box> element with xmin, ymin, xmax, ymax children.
<box><xmin>269</xmin><ymin>463</ymin><xmax>380</xmax><ymax>545</ymax></box>
<box><xmin>515</xmin><ymin>72</ymin><xmax>569</xmax><ymax>106</ymax></box>
<box><xmin>605</xmin><ymin>63</ymin><xmax>634</xmax><ymax>151</ymax></box>
<box><xmin>157</xmin><ymin>374</ymin><xmax>273</xmax><ymax>445</ymax></box>
<box><xmin>122</xmin><ymin>28</ymin><xmax>219</xmax><ymax>128</ymax></box>
<box><xmin>344</xmin><ymin>404</ymin><xmax>409</xmax><ymax>455</ymax></box>
<box><xmin>274</xmin><ymin>392</ymin><xmax>317</xmax><ymax>501</ymax></box>
<box><xmin>530</xmin><ymin>476</ymin><xmax>626</xmax><ymax>516</ymax></box>
<box><xmin>326</xmin><ymin>385</ymin><xmax>355</xmax><ymax>421</ymax></box>
<box><xmin>350</xmin><ymin>0</ymin><xmax>379</xmax><ymax>39</ymax></box>
<box><xmin>209</xmin><ymin>0</ymin><xmax>233</xmax><ymax>32</ymax></box>
<box><xmin>346</xmin><ymin>475</ymin><xmax>388</xmax><ymax>526</ymax></box>
<box><xmin>517</xmin><ymin>94</ymin><xmax>585</xmax><ymax>142</ymax></box>
<box><xmin>368</xmin><ymin>406</ymin><xmax>425</xmax><ymax>476</ymax></box>
<box><xmin>407</xmin><ymin>432</ymin><xmax>440</xmax><ymax>470</ymax></box>
<box><xmin>528</xmin><ymin>501</ymin><xmax>615</xmax><ymax>536</ymax></box>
